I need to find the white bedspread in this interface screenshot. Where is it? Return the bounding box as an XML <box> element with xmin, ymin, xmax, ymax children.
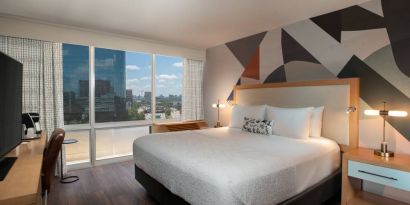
<box><xmin>133</xmin><ymin>127</ymin><xmax>340</xmax><ymax>205</ymax></box>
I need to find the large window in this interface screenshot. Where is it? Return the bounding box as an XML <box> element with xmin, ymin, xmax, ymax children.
<box><xmin>155</xmin><ymin>55</ymin><xmax>183</xmax><ymax>121</ymax></box>
<box><xmin>63</xmin><ymin>44</ymin><xmax>185</xmax><ymax>165</ymax></box>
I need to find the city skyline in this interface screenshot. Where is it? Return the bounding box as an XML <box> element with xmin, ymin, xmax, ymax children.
<box><xmin>63</xmin><ymin>44</ymin><xmax>183</xmax><ymax>97</ymax></box>
<box><xmin>125</xmin><ymin>51</ymin><xmax>183</xmax><ymax>97</ymax></box>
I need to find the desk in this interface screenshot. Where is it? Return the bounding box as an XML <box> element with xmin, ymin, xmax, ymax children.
<box><xmin>0</xmin><ymin>132</ymin><xmax>47</xmax><ymax>205</ymax></box>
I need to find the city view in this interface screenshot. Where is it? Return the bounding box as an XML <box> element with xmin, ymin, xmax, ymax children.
<box><xmin>63</xmin><ymin>44</ymin><xmax>183</xmax><ymax>125</ymax></box>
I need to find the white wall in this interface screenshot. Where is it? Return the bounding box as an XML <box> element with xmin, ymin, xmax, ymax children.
<box><xmin>0</xmin><ymin>15</ymin><xmax>205</xmax><ymax>60</ymax></box>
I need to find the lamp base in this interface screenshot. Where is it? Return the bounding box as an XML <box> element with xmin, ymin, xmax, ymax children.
<box><xmin>214</xmin><ymin>121</ymin><xmax>222</xmax><ymax>128</ymax></box>
<box><xmin>374</xmin><ymin>149</ymin><xmax>394</xmax><ymax>158</ymax></box>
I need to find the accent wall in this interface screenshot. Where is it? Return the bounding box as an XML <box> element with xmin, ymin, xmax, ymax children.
<box><xmin>204</xmin><ymin>0</ymin><xmax>410</xmax><ymax>201</ymax></box>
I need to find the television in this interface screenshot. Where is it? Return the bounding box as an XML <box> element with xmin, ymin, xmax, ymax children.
<box><xmin>0</xmin><ymin>52</ymin><xmax>23</xmax><ymax>181</ymax></box>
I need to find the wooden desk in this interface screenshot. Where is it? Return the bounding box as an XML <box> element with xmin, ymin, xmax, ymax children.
<box><xmin>0</xmin><ymin>132</ymin><xmax>47</xmax><ymax>205</ymax></box>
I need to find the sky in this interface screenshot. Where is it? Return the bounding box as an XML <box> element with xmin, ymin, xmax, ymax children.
<box><xmin>125</xmin><ymin>52</ymin><xmax>183</xmax><ymax>97</ymax></box>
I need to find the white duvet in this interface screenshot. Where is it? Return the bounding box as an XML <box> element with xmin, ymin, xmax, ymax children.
<box><xmin>133</xmin><ymin>127</ymin><xmax>340</xmax><ymax>205</ymax></box>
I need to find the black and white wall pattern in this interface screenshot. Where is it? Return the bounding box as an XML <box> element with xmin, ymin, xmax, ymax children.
<box><xmin>204</xmin><ymin>0</ymin><xmax>410</xmax><ymax>148</ymax></box>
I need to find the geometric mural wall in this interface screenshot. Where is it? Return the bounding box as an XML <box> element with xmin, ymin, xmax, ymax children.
<box><xmin>209</xmin><ymin>0</ymin><xmax>410</xmax><ymax>141</ymax></box>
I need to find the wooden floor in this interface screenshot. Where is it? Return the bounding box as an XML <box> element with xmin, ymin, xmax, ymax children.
<box><xmin>48</xmin><ymin>160</ymin><xmax>340</xmax><ymax>205</ymax></box>
<box><xmin>48</xmin><ymin>161</ymin><xmax>157</xmax><ymax>205</ymax></box>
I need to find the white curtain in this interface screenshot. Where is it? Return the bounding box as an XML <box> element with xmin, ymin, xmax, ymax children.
<box><xmin>181</xmin><ymin>59</ymin><xmax>204</xmax><ymax>121</ymax></box>
<box><xmin>0</xmin><ymin>36</ymin><xmax>66</xmax><ymax>176</ymax></box>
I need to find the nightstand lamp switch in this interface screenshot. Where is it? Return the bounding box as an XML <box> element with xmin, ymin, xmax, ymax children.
<box><xmin>364</xmin><ymin>102</ymin><xmax>407</xmax><ymax>158</ymax></box>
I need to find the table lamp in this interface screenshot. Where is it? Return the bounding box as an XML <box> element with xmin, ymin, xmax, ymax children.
<box><xmin>212</xmin><ymin>99</ymin><xmax>226</xmax><ymax>128</ymax></box>
<box><xmin>364</xmin><ymin>102</ymin><xmax>407</xmax><ymax>157</ymax></box>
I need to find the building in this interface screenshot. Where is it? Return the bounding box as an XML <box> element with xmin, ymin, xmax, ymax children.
<box><xmin>126</xmin><ymin>89</ymin><xmax>133</xmax><ymax>110</ymax></box>
<box><xmin>144</xmin><ymin>91</ymin><xmax>151</xmax><ymax>100</ymax></box>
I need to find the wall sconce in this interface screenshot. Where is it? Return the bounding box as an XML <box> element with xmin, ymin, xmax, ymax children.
<box><xmin>364</xmin><ymin>102</ymin><xmax>407</xmax><ymax>157</ymax></box>
<box><xmin>346</xmin><ymin>106</ymin><xmax>357</xmax><ymax>114</ymax></box>
<box><xmin>212</xmin><ymin>99</ymin><xmax>226</xmax><ymax>128</ymax></box>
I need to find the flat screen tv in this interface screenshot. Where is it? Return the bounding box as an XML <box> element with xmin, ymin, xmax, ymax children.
<box><xmin>0</xmin><ymin>52</ymin><xmax>22</xmax><ymax>180</ymax></box>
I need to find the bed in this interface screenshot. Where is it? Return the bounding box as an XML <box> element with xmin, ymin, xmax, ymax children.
<box><xmin>134</xmin><ymin>78</ymin><xmax>359</xmax><ymax>205</ymax></box>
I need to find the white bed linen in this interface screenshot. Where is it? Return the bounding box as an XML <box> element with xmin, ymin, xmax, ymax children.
<box><xmin>133</xmin><ymin>127</ymin><xmax>340</xmax><ymax>205</ymax></box>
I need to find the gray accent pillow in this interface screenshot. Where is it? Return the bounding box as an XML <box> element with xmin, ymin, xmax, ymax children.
<box><xmin>242</xmin><ymin>117</ymin><xmax>273</xmax><ymax>135</ymax></box>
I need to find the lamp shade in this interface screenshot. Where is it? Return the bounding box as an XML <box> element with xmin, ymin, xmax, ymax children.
<box><xmin>364</xmin><ymin>110</ymin><xmax>380</xmax><ymax>116</ymax></box>
<box><xmin>388</xmin><ymin>110</ymin><xmax>408</xmax><ymax>117</ymax></box>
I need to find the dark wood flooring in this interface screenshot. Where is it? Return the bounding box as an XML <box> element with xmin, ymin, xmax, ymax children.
<box><xmin>48</xmin><ymin>161</ymin><xmax>157</xmax><ymax>205</ymax></box>
<box><xmin>48</xmin><ymin>160</ymin><xmax>340</xmax><ymax>205</ymax></box>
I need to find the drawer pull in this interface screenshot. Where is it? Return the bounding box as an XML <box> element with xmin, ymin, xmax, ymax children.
<box><xmin>358</xmin><ymin>170</ymin><xmax>398</xmax><ymax>181</ymax></box>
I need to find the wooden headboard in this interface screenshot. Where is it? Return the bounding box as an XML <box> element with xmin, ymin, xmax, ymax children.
<box><xmin>233</xmin><ymin>78</ymin><xmax>359</xmax><ymax>150</ymax></box>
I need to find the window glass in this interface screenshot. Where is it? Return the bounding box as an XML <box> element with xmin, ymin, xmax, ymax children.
<box><xmin>155</xmin><ymin>55</ymin><xmax>183</xmax><ymax>121</ymax></box>
<box><xmin>63</xmin><ymin>44</ymin><xmax>90</xmax><ymax>125</ymax></box>
<box><xmin>96</xmin><ymin>126</ymin><xmax>149</xmax><ymax>160</ymax></box>
<box><xmin>65</xmin><ymin>130</ymin><xmax>90</xmax><ymax>164</ymax></box>
<box><xmin>94</xmin><ymin>48</ymin><xmax>152</xmax><ymax>122</ymax></box>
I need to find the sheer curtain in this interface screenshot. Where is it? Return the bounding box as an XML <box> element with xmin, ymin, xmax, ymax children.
<box><xmin>0</xmin><ymin>36</ymin><xmax>66</xmax><ymax>176</ymax></box>
<box><xmin>181</xmin><ymin>59</ymin><xmax>204</xmax><ymax>121</ymax></box>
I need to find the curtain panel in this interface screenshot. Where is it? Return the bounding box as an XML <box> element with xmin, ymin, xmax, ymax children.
<box><xmin>181</xmin><ymin>59</ymin><xmax>204</xmax><ymax>121</ymax></box>
<box><xmin>0</xmin><ymin>36</ymin><xmax>66</xmax><ymax>176</ymax></box>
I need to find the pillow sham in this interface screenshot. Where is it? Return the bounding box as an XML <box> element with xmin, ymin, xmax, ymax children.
<box><xmin>242</xmin><ymin>117</ymin><xmax>273</xmax><ymax>135</ymax></box>
<box><xmin>229</xmin><ymin>105</ymin><xmax>266</xmax><ymax>128</ymax></box>
<box><xmin>266</xmin><ymin>106</ymin><xmax>313</xmax><ymax>139</ymax></box>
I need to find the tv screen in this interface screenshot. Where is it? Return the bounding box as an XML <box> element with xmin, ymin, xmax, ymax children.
<box><xmin>0</xmin><ymin>52</ymin><xmax>22</xmax><ymax>158</ymax></box>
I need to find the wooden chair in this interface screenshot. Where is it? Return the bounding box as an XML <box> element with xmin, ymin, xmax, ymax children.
<box><xmin>41</xmin><ymin>128</ymin><xmax>65</xmax><ymax>205</ymax></box>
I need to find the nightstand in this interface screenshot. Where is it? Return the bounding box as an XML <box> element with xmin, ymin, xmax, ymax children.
<box><xmin>342</xmin><ymin>148</ymin><xmax>410</xmax><ymax>205</ymax></box>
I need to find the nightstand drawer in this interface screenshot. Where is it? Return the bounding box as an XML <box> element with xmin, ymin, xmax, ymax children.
<box><xmin>348</xmin><ymin>160</ymin><xmax>410</xmax><ymax>191</ymax></box>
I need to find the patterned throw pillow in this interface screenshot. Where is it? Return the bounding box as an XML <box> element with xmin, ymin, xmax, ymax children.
<box><xmin>242</xmin><ymin>117</ymin><xmax>273</xmax><ymax>135</ymax></box>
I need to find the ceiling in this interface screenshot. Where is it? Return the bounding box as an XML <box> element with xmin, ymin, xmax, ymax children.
<box><xmin>0</xmin><ymin>0</ymin><xmax>370</xmax><ymax>49</ymax></box>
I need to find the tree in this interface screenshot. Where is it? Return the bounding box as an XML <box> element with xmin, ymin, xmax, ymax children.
<box><xmin>165</xmin><ymin>107</ymin><xmax>171</xmax><ymax>119</ymax></box>
<box><xmin>128</xmin><ymin>103</ymin><xmax>145</xmax><ymax>120</ymax></box>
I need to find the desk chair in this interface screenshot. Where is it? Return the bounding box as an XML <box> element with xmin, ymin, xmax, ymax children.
<box><xmin>41</xmin><ymin>128</ymin><xmax>65</xmax><ymax>205</ymax></box>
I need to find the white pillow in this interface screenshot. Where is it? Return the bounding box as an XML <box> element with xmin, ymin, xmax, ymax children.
<box><xmin>310</xmin><ymin>106</ymin><xmax>324</xmax><ymax>137</ymax></box>
<box><xmin>229</xmin><ymin>105</ymin><xmax>266</xmax><ymax>128</ymax></box>
<box><xmin>266</xmin><ymin>106</ymin><xmax>313</xmax><ymax>139</ymax></box>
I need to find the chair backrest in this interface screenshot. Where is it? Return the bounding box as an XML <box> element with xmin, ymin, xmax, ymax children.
<box><xmin>42</xmin><ymin>128</ymin><xmax>65</xmax><ymax>192</ymax></box>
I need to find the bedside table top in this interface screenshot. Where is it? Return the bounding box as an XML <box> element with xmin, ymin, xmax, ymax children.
<box><xmin>344</xmin><ymin>148</ymin><xmax>410</xmax><ymax>172</ymax></box>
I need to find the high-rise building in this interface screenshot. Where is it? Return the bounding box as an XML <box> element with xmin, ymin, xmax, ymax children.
<box><xmin>79</xmin><ymin>80</ymin><xmax>89</xmax><ymax>97</ymax></box>
<box><xmin>95</xmin><ymin>80</ymin><xmax>113</xmax><ymax>97</ymax></box>
<box><xmin>126</xmin><ymin>89</ymin><xmax>133</xmax><ymax>102</ymax></box>
<box><xmin>94</xmin><ymin>48</ymin><xmax>127</xmax><ymax>122</ymax></box>
<box><xmin>144</xmin><ymin>91</ymin><xmax>151</xmax><ymax>100</ymax></box>
<box><xmin>126</xmin><ymin>89</ymin><xmax>133</xmax><ymax>110</ymax></box>
<box><xmin>95</xmin><ymin>48</ymin><xmax>126</xmax><ymax>98</ymax></box>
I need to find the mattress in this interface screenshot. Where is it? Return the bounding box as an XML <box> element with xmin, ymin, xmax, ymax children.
<box><xmin>133</xmin><ymin>127</ymin><xmax>340</xmax><ymax>205</ymax></box>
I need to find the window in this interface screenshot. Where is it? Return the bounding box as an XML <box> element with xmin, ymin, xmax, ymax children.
<box><xmin>65</xmin><ymin>130</ymin><xmax>90</xmax><ymax>164</ymax></box>
<box><xmin>62</xmin><ymin>44</ymin><xmax>187</xmax><ymax>165</ymax></box>
<box><xmin>94</xmin><ymin>48</ymin><xmax>152</xmax><ymax>122</ymax></box>
<box><xmin>96</xmin><ymin>127</ymin><xmax>149</xmax><ymax>160</ymax></box>
<box><xmin>155</xmin><ymin>55</ymin><xmax>183</xmax><ymax>121</ymax></box>
<box><xmin>63</xmin><ymin>44</ymin><xmax>90</xmax><ymax>125</ymax></box>
<box><xmin>63</xmin><ymin>44</ymin><xmax>91</xmax><ymax>164</ymax></box>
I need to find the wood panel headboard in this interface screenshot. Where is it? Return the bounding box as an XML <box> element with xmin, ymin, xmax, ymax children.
<box><xmin>233</xmin><ymin>78</ymin><xmax>359</xmax><ymax>150</ymax></box>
